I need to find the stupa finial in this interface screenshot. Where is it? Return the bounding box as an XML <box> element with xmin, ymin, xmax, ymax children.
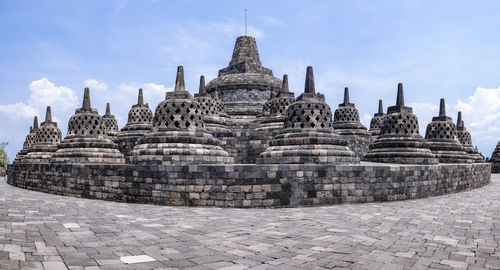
<box><xmin>396</xmin><ymin>83</ymin><xmax>404</xmax><ymax>106</ymax></box>
<box><xmin>29</xmin><ymin>126</ymin><xmax>32</xmax><ymax>133</ymax></box>
<box><xmin>82</xmin><ymin>87</ymin><xmax>91</xmax><ymax>110</ymax></box>
<box><xmin>199</xmin><ymin>75</ymin><xmax>206</xmax><ymax>95</ymax></box>
<box><xmin>45</xmin><ymin>106</ymin><xmax>52</xmax><ymax>122</ymax></box>
<box><xmin>378</xmin><ymin>99</ymin><xmax>383</xmax><ymax>114</ymax></box>
<box><xmin>439</xmin><ymin>98</ymin><xmax>446</xmax><ymax>117</ymax></box>
<box><xmin>214</xmin><ymin>89</ymin><xmax>219</xmax><ymax>100</ymax></box>
<box><xmin>304</xmin><ymin>66</ymin><xmax>315</xmax><ymax>94</ymax></box>
<box><xmin>33</xmin><ymin>116</ymin><xmax>39</xmax><ymax>130</ymax></box>
<box><xmin>106</xmin><ymin>103</ymin><xmax>111</xmax><ymax>116</ymax></box>
<box><xmin>138</xmin><ymin>89</ymin><xmax>144</xmax><ymax>105</ymax></box>
<box><xmin>174</xmin><ymin>66</ymin><xmax>186</xmax><ymax>93</ymax></box>
<box><xmin>457</xmin><ymin>111</ymin><xmax>464</xmax><ymax>129</ymax></box>
<box><xmin>343</xmin><ymin>87</ymin><xmax>350</xmax><ymax>104</ymax></box>
<box><xmin>281</xmin><ymin>74</ymin><xmax>289</xmax><ymax>93</ymax></box>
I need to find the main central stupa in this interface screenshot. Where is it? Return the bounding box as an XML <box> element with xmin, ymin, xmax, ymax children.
<box><xmin>206</xmin><ymin>36</ymin><xmax>282</xmax><ymax>120</ymax></box>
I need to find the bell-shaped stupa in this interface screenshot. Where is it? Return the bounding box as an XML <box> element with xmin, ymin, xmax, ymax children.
<box><xmin>369</xmin><ymin>100</ymin><xmax>385</xmax><ymax>137</ymax></box>
<box><xmin>332</xmin><ymin>87</ymin><xmax>372</xmax><ymax>157</ymax></box>
<box><xmin>23</xmin><ymin>106</ymin><xmax>62</xmax><ymax>163</ymax></box>
<box><xmin>194</xmin><ymin>75</ymin><xmax>230</xmax><ymax>133</ymax></box>
<box><xmin>102</xmin><ymin>103</ymin><xmax>120</xmax><ymax>138</ymax></box>
<box><xmin>13</xmin><ymin>116</ymin><xmax>38</xmax><ymax>163</ymax></box>
<box><xmin>129</xmin><ymin>66</ymin><xmax>232</xmax><ymax>165</ymax></box>
<box><xmin>255</xmin><ymin>74</ymin><xmax>296</xmax><ymax>133</ymax></box>
<box><xmin>424</xmin><ymin>99</ymin><xmax>472</xmax><ymax>163</ymax></box>
<box><xmin>52</xmin><ymin>88</ymin><xmax>125</xmax><ymax>164</ymax></box>
<box><xmin>364</xmin><ymin>83</ymin><xmax>438</xmax><ymax>164</ymax></box>
<box><xmin>455</xmin><ymin>111</ymin><xmax>483</xmax><ymax>162</ymax></box>
<box><xmin>206</xmin><ymin>36</ymin><xmax>282</xmax><ymax>120</ymax></box>
<box><xmin>115</xmin><ymin>89</ymin><xmax>153</xmax><ymax>155</ymax></box>
<box><xmin>258</xmin><ymin>66</ymin><xmax>359</xmax><ymax>164</ymax></box>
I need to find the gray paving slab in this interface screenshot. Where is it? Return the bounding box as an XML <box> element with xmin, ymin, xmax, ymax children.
<box><xmin>0</xmin><ymin>175</ymin><xmax>499</xmax><ymax>269</ymax></box>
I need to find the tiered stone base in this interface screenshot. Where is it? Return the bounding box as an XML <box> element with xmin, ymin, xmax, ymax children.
<box><xmin>7</xmin><ymin>162</ymin><xmax>491</xmax><ymax>208</ymax></box>
<box><xmin>462</xmin><ymin>144</ymin><xmax>484</xmax><ymax>163</ymax></box>
<box><xmin>114</xmin><ymin>129</ymin><xmax>150</xmax><ymax>156</ymax></box>
<box><xmin>204</xmin><ymin>116</ymin><xmax>231</xmax><ymax>134</ymax></box>
<box><xmin>52</xmin><ymin>136</ymin><xmax>125</xmax><ymax>164</ymax></box>
<box><xmin>22</xmin><ymin>145</ymin><xmax>58</xmax><ymax>163</ymax></box>
<box><xmin>365</xmin><ymin>136</ymin><xmax>439</xmax><ymax>164</ymax></box>
<box><xmin>428</xmin><ymin>141</ymin><xmax>473</xmax><ymax>163</ymax></box>
<box><xmin>258</xmin><ymin>129</ymin><xmax>359</xmax><ymax>164</ymax></box>
<box><xmin>129</xmin><ymin>130</ymin><xmax>232</xmax><ymax>165</ymax></box>
<box><xmin>335</xmin><ymin>132</ymin><xmax>372</xmax><ymax>158</ymax></box>
<box><xmin>254</xmin><ymin>116</ymin><xmax>285</xmax><ymax>133</ymax></box>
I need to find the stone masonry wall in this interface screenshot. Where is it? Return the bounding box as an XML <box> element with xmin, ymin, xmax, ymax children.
<box><xmin>7</xmin><ymin>162</ymin><xmax>490</xmax><ymax>208</ymax></box>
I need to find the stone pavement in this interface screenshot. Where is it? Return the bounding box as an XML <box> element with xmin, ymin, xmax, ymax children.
<box><xmin>0</xmin><ymin>176</ymin><xmax>499</xmax><ymax>270</ymax></box>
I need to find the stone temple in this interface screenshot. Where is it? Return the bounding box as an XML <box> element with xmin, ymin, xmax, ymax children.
<box><xmin>8</xmin><ymin>35</ymin><xmax>490</xmax><ymax>208</ymax></box>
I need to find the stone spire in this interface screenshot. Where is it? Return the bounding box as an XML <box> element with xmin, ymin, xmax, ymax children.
<box><xmin>387</xmin><ymin>83</ymin><xmax>412</xmax><ymax>114</ymax></box>
<box><xmin>456</xmin><ymin>111</ymin><xmax>464</xmax><ymax>130</ymax></box>
<box><xmin>105</xmin><ymin>103</ymin><xmax>111</xmax><ymax>116</ymax></box>
<box><xmin>174</xmin><ymin>66</ymin><xmax>186</xmax><ymax>93</ymax></box>
<box><xmin>432</xmin><ymin>98</ymin><xmax>451</xmax><ymax>122</ymax></box>
<box><xmin>281</xmin><ymin>74</ymin><xmax>289</xmax><ymax>93</ymax></box>
<box><xmin>304</xmin><ymin>66</ymin><xmax>315</xmax><ymax>94</ymax></box>
<box><xmin>378</xmin><ymin>99</ymin><xmax>383</xmax><ymax>115</ymax></box>
<box><xmin>82</xmin><ymin>87</ymin><xmax>91</xmax><ymax>111</ymax></box>
<box><xmin>138</xmin><ymin>88</ymin><xmax>144</xmax><ymax>105</ymax></box>
<box><xmin>199</xmin><ymin>75</ymin><xmax>206</xmax><ymax>95</ymax></box>
<box><xmin>29</xmin><ymin>126</ymin><xmax>32</xmax><ymax>133</ymax></box>
<box><xmin>33</xmin><ymin>116</ymin><xmax>39</xmax><ymax>130</ymax></box>
<box><xmin>229</xmin><ymin>36</ymin><xmax>262</xmax><ymax>68</ymax></box>
<box><xmin>44</xmin><ymin>106</ymin><xmax>53</xmax><ymax>123</ymax></box>
<box><xmin>338</xmin><ymin>87</ymin><xmax>354</xmax><ymax>107</ymax></box>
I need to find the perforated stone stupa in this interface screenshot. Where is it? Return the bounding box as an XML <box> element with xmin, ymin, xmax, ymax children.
<box><xmin>332</xmin><ymin>87</ymin><xmax>372</xmax><ymax>157</ymax></box>
<box><xmin>258</xmin><ymin>66</ymin><xmax>359</xmax><ymax>164</ymax></box>
<box><xmin>23</xmin><ymin>106</ymin><xmax>62</xmax><ymax>163</ymax></box>
<box><xmin>51</xmin><ymin>88</ymin><xmax>125</xmax><ymax>164</ymax></box>
<box><xmin>129</xmin><ymin>66</ymin><xmax>232</xmax><ymax>165</ymax></box>
<box><xmin>115</xmin><ymin>89</ymin><xmax>153</xmax><ymax>155</ymax></box>
<box><xmin>13</xmin><ymin>116</ymin><xmax>38</xmax><ymax>163</ymax></box>
<box><xmin>364</xmin><ymin>83</ymin><xmax>438</xmax><ymax>164</ymax></box>
<box><xmin>424</xmin><ymin>99</ymin><xmax>472</xmax><ymax>163</ymax></box>
<box><xmin>206</xmin><ymin>36</ymin><xmax>282</xmax><ymax>119</ymax></box>
<box><xmin>369</xmin><ymin>100</ymin><xmax>385</xmax><ymax>137</ymax></box>
<box><xmin>102</xmin><ymin>103</ymin><xmax>119</xmax><ymax>138</ymax></box>
<box><xmin>255</xmin><ymin>74</ymin><xmax>296</xmax><ymax>133</ymax></box>
<box><xmin>456</xmin><ymin>111</ymin><xmax>483</xmax><ymax>162</ymax></box>
<box><xmin>194</xmin><ymin>75</ymin><xmax>230</xmax><ymax>133</ymax></box>
<box><xmin>491</xmin><ymin>142</ymin><xmax>500</xmax><ymax>172</ymax></box>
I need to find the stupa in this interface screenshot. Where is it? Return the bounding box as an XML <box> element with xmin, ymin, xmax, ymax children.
<box><xmin>129</xmin><ymin>66</ymin><xmax>232</xmax><ymax>165</ymax></box>
<box><xmin>194</xmin><ymin>75</ymin><xmax>230</xmax><ymax>133</ymax></box>
<box><xmin>51</xmin><ymin>88</ymin><xmax>125</xmax><ymax>164</ymax></box>
<box><xmin>114</xmin><ymin>89</ymin><xmax>153</xmax><ymax>155</ymax></box>
<box><xmin>369</xmin><ymin>100</ymin><xmax>385</xmax><ymax>137</ymax></box>
<box><xmin>455</xmin><ymin>111</ymin><xmax>483</xmax><ymax>162</ymax></box>
<box><xmin>255</xmin><ymin>74</ymin><xmax>296</xmax><ymax>133</ymax></box>
<box><xmin>102</xmin><ymin>103</ymin><xmax>119</xmax><ymax>138</ymax></box>
<box><xmin>424</xmin><ymin>99</ymin><xmax>472</xmax><ymax>163</ymax></box>
<box><xmin>206</xmin><ymin>36</ymin><xmax>281</xmax><ymax>120</ymax></box>
<box><xmin>332</xmin><ymin>87</ymin><xmax>372</xmax><ymax>157</ymax></box>
<box><xmin>258</xmin><ymin>66</ymin><xmax>359</xmax><ymax>164</ymax></box>
<box><xmin>13</xmin><ymin>116</ymin><xmax>38</xmax><ymax>163</ymax></box>
<box><xmin>23</xmin><ymin>106</ymin><xmax>62</xmax><ymax>163</ymax></box>
<box><xmin>364</xmin><ymin>83</ymin><xmax>438</xmax><ymax>164</ymax></box>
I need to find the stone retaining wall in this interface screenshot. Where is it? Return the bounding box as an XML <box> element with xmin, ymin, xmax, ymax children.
<box><xmin>7</xmin><ymin>162</ymin><xmax>490</xmax><ymax>208</ymax></box>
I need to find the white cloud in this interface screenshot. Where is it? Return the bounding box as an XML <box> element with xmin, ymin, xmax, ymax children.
<box><xmin>455</xmin><ymin>86</ymin><xmax>500</xmax><ymax>156</ymax></box>
<box><xmin>0</xmin><ymin>102</ymin><xmax>39</xmax><ymax>119</ymax></box>
<box><xmin>259</xmin><ymin>16</ymin><xmax>284</xmax><ymax>26</ymax></box>
<box><xmin>84</xmin><ymin>79</ymin><xmax>108</xmax><ymax>91</ymax></box>
<box><xmin>28</xmin><ymin>77</ymin><xmax>78</xmax><ymax>111</ymax></box>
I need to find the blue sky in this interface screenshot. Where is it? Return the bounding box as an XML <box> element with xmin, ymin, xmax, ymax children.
<box><xmin>1</xmin><ymin>0</ymin><xmax>500</xmax><ymax>160</ymax></box>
